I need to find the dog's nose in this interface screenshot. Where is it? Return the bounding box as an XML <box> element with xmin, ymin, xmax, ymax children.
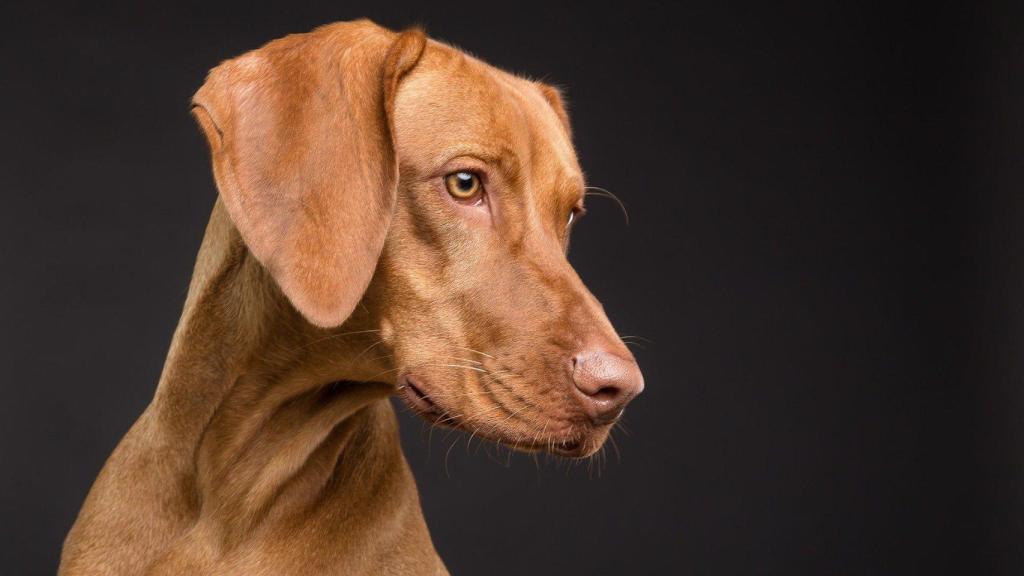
<box><xmin>571</xmin><ymin>349</ymin><xmax>644</xmax><ymax>425</ymax></box>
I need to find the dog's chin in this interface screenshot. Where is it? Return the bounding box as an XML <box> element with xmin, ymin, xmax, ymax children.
<box><xmin>398</xmin><ymin>374</ymin><xmax>610</xmax><ymax>459</ymax></box>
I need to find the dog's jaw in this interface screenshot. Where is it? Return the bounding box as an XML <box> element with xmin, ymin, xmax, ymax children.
<box><xmin>395</xmin><ymin>368</ymin><xmax>616</xmax><ymax>459</ymax></box>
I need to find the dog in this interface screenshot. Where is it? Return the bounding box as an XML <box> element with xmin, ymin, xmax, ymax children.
<box><xmin>60</xmin><ymin>20</ymin><xmax>643</xmax><ymax>575</ymax></box>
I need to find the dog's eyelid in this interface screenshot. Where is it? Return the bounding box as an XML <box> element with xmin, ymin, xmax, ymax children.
<box><xmin>436</xmin><ymin>151</ymin><xmax>500</xmax><ymax>174</ymax></box>
<box><xmin>434</xmin><ymin>161</ymin><xmax>495</xmax><ymax>190</ymax></box>
<box><xmin>566</xmin><ymin>204</ymin><xmax>585</xmax><ymax>229</ymax></box>
<box><xmin>435</xmin><ymin>146</ymin><xmax>522</xmax><ymax>184</ymax></box>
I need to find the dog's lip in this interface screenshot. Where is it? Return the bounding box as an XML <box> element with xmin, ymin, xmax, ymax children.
<box><xmin>493</xmin><ymin>431</ymin><xmax>590</xmax><ymax>458</ymax></box>
<box><xmin>400</xmin><ymin>374</ymin><xmax>438</xmax><ymax>415</ymax></box>
<box><xmin>545</xmin><ymin>436</ymin><xmax>589</xmax><ymax>458</ymax></box>
<box><xmin>397</xmin><ymin>373</ymin><xmax>600</xmax><ymax>458</ymax></box>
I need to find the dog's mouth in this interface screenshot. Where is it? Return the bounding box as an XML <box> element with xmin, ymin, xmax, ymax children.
<box><xmin>401</xmin><ymin>374</ymin><xmax>439</xmax><ymax>416</ymax></box>
<box><xmin>397</xmin><ymin>373</ymin><xmax>596</xmax><ymax>458</ymax></box>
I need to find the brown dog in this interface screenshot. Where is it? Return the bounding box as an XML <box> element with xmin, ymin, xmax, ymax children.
<box><xmin>60</xmin><ymin>20</ymin><xmax>643</xmax><ymax>575</ymax></box>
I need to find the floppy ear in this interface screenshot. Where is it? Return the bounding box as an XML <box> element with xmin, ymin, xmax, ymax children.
<box><xmin>191</xmin><ymin>22</ymin><xmax>426</xmax><ymax>327</ymax></box>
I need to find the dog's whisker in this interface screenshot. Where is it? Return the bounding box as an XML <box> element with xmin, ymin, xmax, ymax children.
<box><xmin>483</xmin><ymin>369</ymin><xmax>516</xmax><ymax>378</ymax></box>
<box><xmin>615</xmin><ymin>417</ymin><xmax>632</xmax><ymax>437</ymax></box>
<box><xmin>608</xmin><ymin>426</ymin><xmax>622</xmax><ymax>464</ymax></box>
<box><xmin>359</xmin><ymin>353</ymin><xmax>395</xmax><ymax>366</ymax></box>
<box><xmin>378</xmin><ymin>363</ymin><xmax>488</xmax><ymax>384</ymax></box>
<box><xmin>584</xmin><ymin>186</ymin><xmax>630</xmax><ymax>225</ymax></box>
<box><xmin>466</xmin><ymin>425</ymin><xmax>483</xmax><ymax>454</ymax></box>
<box><xmin>439</xmin><ymin>355</ymin><xmax>484</xmax><ymax>365</ymax></box>
<box><xmin>443</xmin><ymin>436</ymin><xmax>461</xmax><ymax>477</ymax></box>
<box><xmin>285</xmin><ymin>328</ymin><xmax>383</xmax><ymax>354</ymax></box>
<box><xmin>450</xmin><ymin>345</ymin><xmax>496</xmax><ymax>359</ymax></box>
<box><xmin>364</xmin><ymin>366</ymin><xmax>403</xmax><ymax>382</ymax></box>
<box><xmin>350</xmin><ymin>338</ymin><xmax>387</xmax><ymax>365</ymax></box>
<box><xmin>429</xmin><ymin>363</ymin><xmax>489</xmax><ymax>374</ymax></box>
<box><xmin>439</xmin><ymin>362</ymin><xmax>488</xmax><ymax>373</ymax></box>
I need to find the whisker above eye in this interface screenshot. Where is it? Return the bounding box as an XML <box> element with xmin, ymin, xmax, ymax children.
<box><xmin>584</xmin><ymin>186</ymin><xmax>630</xmax><ymax>225</ymax></box>
<box><xmin>619</xmin><ymin>334</ymin><xmax>651</xmax><ymax>350</ymax></box>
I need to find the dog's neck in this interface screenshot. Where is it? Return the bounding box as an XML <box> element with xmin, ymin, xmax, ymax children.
<box><xmin>144</xmin><ymin>200</ymin><xmax>413</xmax><ymax>553</ymax></box>
<box><xmin>62</xmin><ymin>200</ymin><xmax>441</xmax><ymax>574</ymax></box>
<box><xmin>154</xmin><ymin>201</ymin><xmax>389</xmax><ymax>427</ymax></box>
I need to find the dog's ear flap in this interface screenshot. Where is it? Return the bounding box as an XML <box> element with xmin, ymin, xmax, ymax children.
<box><xmin>191</xmin><ymin>22</ymin><xmax>426</xmax><ymax>327</ymax></box>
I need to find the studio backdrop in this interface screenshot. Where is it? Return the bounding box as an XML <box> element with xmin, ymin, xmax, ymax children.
<box><xmin>3</xmin><ymin>1</ymin><xmax>1023</xmax><ymax>574</ymax></box>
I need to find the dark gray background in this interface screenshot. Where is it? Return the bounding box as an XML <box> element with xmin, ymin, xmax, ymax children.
<box><xmin>3</xmin><ymin>1</ymin><xmax>1023</xmax><ymax>574</ymax></box>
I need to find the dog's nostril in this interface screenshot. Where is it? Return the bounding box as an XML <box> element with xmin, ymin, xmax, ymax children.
<box><xmin>589</xmin><ymin>385</ymin><xmax>622</xmax><ymax>403</ymax></box>
<box><xmin>571</xmin><ymin>349</ymin><xmax>644</xmax><ymax>424</ymax></box>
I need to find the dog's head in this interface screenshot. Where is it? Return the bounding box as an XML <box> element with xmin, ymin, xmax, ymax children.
<box><xmin>192</xmin><ymin>20</ymin><xmax>642</xmax><ymax>458</ymax></box>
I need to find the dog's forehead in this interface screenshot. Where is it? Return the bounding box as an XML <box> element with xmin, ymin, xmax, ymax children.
<box><xmin>393</xmin><ymin>42</ymin><xmax>581</xmax><ymax>189</ymax></box>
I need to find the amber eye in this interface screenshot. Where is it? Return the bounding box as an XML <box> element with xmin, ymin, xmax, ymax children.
<box><xmin>444</xmin><ymin>171</ymin><xmax>482</xmax><ymax>199</ymax></box>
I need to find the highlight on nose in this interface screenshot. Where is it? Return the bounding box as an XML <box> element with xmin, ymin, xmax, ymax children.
<box><xmin>570</xmin><ymin>348</ymin><xmax>644</xmax><ymax>425</ymax></box>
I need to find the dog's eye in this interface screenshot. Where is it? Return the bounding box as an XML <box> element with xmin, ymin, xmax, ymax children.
<box><xmin>568</xmin><ymin>205</ymin><xmax>585</xmax><ymax>228</ymax></box>
<box><xmin>444</xmin><ymin>171</ymin><xmax>482</xmax><ymax>200</ymax></box>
